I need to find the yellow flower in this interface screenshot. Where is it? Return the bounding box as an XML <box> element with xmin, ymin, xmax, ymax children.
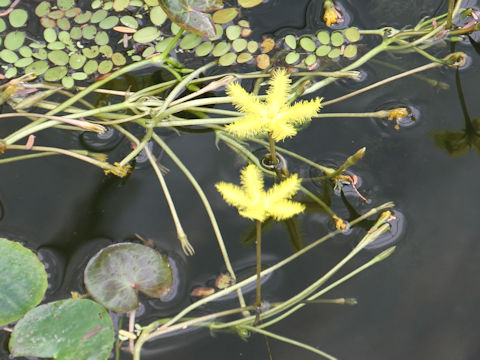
<box><xmin>215</xmin><ymin>164</ymin><xmax>305</xmax><ymax>222</ymax></box>
<box><xmin>323</xmin><ymin>7</ymin><xmax>338</xmax><ymax>26</ymax></box>
<box><xmin>225</xmin><ymin>69</ymin><xmax>322</xmax><ymax>142</ymax></box>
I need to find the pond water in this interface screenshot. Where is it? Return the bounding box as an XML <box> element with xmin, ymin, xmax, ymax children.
<box><xmin>1</xmin><ymin>0</ymin><xmax>480</xmax><ymax>359</ymax></box>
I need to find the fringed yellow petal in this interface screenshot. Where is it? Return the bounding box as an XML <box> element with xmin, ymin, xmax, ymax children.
<box><xmin>266</xmin><ymin>68</ymin><xmax>291</xmax><ymax>114</ymax></box>
<box><xmin>267</xmin><ymin>199</ymin><xmax>305</xmax><ymax>220</ymax></box>
<box><xmin>240</xmin><ymin>164</ymin><xmax>264</xmax><ymax>201</ymax></box>
<box><xmin>225</xmin><ymin>115</ymin><xmax>267</xmax><ymax>138</ymax></box>
<box><xmin>276</xmin><ymin>98</ymin><xmax>322</xmax><ymax>126</ymax></box>
<box><xmin>239</xmin><ymin>206</ymin><xmax>268</xmax><ymax>222</ymax></box>
<box><xmin>269</xmin><ymin>120</ymin><xmax>298</xmax><ymax>141</ymax></box>
<box><xmin>266</xmin><ymin>174</ymin><xmax>302</xmax><ymax>202</ymax></box>
<box><xmin>226</xmin><ymin>82</ymin><xmax>265</xmax><ymax>116</ymax></box>
<box><xmin>215</xmin><ymin>182</ymin><xmax>249</xmax><ymax>209</ymax></box>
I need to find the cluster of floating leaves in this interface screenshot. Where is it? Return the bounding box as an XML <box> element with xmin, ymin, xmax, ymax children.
<box><xmin>0</xmin><ymin>0</ymin><xmax>361</xmax><ymax>86</ymax></box>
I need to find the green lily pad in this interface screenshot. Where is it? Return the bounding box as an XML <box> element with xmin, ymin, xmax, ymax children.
<box><xmin>71</xmin><ymin>71</ymin><xmax>88</xmax><ymax>80</ymax></box>
<box><xmin>226</xmin><ymin>25</ymin><xmax>241</xmax><ymax>40</ymax></box>
<box><xmin>84</xmin><ymin>59</ymin><xmax>98</xmax><ymax>74</ymax></box>
<box><xmin>120</xmin><ymin>15</ymin><xmax>138</xmax><ymax>28</ymax></box>
<box><xmin>343</xmin><ymin>44</ymin><xmax>358</xmax><ymax>58</ymax></box>
<box><xmin>285</xmin><ymin>51</ymin><xmax>300</xmax><ymax>64</ymax></box>
<box><xmin>47</xmin><ymin>41</ymin><xmax>66</xmax><ymax>50</ymax></box>
<box><xmin>74</xmin><ymin>10</ymin><xmax>92</xmax><ymax>24</ymax></box>
<box><xmin>304</xmin><ymin>53</ymin><xmax>317</xmax><ymax>66</ymax></box>
<box><xmin>9</xmin><ymin>299</ymin><xmax>114</xmax><ymax>360</ymax></box>
<box><xmin>35</xmin><ymin>1</ymin><xmax>51</xmax><ymax>17</ymax></box>
<box><xmin>0</xmin><ymin>49</ymin><xmax>19</xmax><ymax>63</ymax></box>
<box><xmin>331</xmin><ymin>31</ymin><xmax>344</xmax><ymax>47</ymax></box>
<box><xmin>84</xmin><ymin>243</ymin><xmax>172</xmax><ymax>313</ymax></box>
<box><xmin>57</xmin><ymin>0</ymin><xmax>75</xmax><ymax>11</ymax></box>
<box><xmin>0</xmin><ymin>0</ymin><xmax>10</xmax><ymax>5</ymax></box>
<box><xmin>247</xmin><ymin>40</ymin><xmax>258</xmax><ymax>53</ymax></box>
<box><xmin>48</xmin><ymin>10</ymin><xmax>65</xmax><ymax>20</ymax></box>
<box><xmin>219</xmin><ymin>51</ymin><xmax>236</xmax><ymax>66</ymax></box>
<box><xmin>19</xmin><ymin>46</ymin><xmax>32</xmax><ymax>57</ymax></box>
<box><xmin>70</xmin><ymin>26</ymin><xmax>83</xmax><ymax>40</ymax></box>
<box><xmin>91</xmin><ymin>9</ymin><xmax>108</xmax><ymax>23</ymax></box>
<box><xmin>14</xmin><ymin>57</ymin><xmax>33</xmax><ymax>67</ymax></box>
<box><xmin>57</xmin><ymin>17</ymin><xmax>71</xmax><ymax>30</ymax></box>
<box><xmin>180</xmin><ymin>33</ymin><xmax>202</xmax><ymax>50</ymax></box>
<box><xmin>212</xmin><ymin>41</ymin><xmax>230</xmax><ymax>57</ymax></box>
<box><xmin>232</xmin><ymin>38</ymin><xmax>247</xmax><ymax>52</ymax></box>
<box><xmin>317</xmin><ymin>30</ymin><xmax>330</xmax><ymax>45</ymax></box>
<box><xmin>97</xmin><ymin>60</ymin><xmax>113</xmax><ymax>74</ymax></box>
<box><xmin>236</xmin><ymin>51</ymin><xmax>253</xmax><ymax>63</ymax></box>
<box><xmin>133</xmin><ymin>26</ymin><xmax>161</xmax><ymax>43</ymax></box>
<box><xmin>43</xmin><ymin>28</ymin><xmax>57</xmax><ymax>42</ymax></box>
<box><xmin>0</xmin><ymin>18</ymin><xmax>6</xmax><ymax>33</ymax></box>
<box><xmin>195</xmin><ymin>41</ymin><xmax>214</xmax><ymax>56</ymax></box>
<box><xmin>284</xmin><ymin>34</ymin><xmax>296</xmax><ymax>49</ymax></box>
<box><xmin>95</xmin><ymin>31</ymin><xmax>109</xmax><ymax>45</ymax></box>
<box><xmin>32</xmin><ymin>48</ymin><xmax>48</xmax><ymax>60</ymax></box>
<box><xmin>62</xmin><ymin>75</ymin><xmax>74</xmax><ymax>88</ymax></box>
<box><xmin>159</xmin><ymin>0</ymin><xmax>223</xmax><ymax>38</ymax></box>
<box><xmin>315</xmin><ymin>45</ymin><xmax>331</xmax><ymax>57</ymax></box>
<box><xmin>48</xmin><ymin>50</ymin><xmax>69</xmax><ymax>65</ymax></box>
<box><xmin>113</xmin><ymin>0</ymin><xmax>129</xmax><ymax>12</ymax></box>
<box><xmin>5</xmin><ymin>66</ymin><xmax>17</xmax><ymax>79</ymax></box>
<box><xmin>5</xmin><ymin>31</ymin><xmax>25</xmax><ymax>50</ymax></box>
<box><xmin>328</xmin><ymin>48</ymin><xmax>341</xmax><ymax>59</ymax></box>
<box><xmin>82</xmin><ymin>24</ymin><xmax>97</xmax><ymax>39</ymax></box>
<box><xmin>99</xmin><ymin>15</ymin><xmax>119</xmax><ymax>29</ymax></box>
<box><xmin>69</xmin><ymin>53</ymin><xmax>87</xmax><ymax>69</ymax></box>
<box><xmin>40</xmin><ymin>17</ymin><xmax>56</xmax><ymax>28</ymax></box>
<box><xmin>299</xmin><ymin>36</ymin><xmax>316</xmax><ymax>52</ymax></box>
<box><xmin>344</xmin><ymin>27</ymin><xmax>360</xmax><ymax>43</ymax></box>
<box><xmin>150</xmin><ymin>6</ymin><xmax>167</xmax><ymax>26</ymax></box>
<box><xmin>0</xmin><ymin>238</ymin><xmax>48</xmax><ymax>326</ymax></box>
<box><xmin>142</xmin><ymin>46</ymin><xmax>156</xmax><ymax>58</ymax></box>
<box><xmin>25</xmin><ymin>60</ymin><xmax>49</xmax><ymax>75</ymax></box>
<box><xmin>9</xmin><ymin>9</ymin><xmax>28</xmax><ymax>28</ymax></box>
<box><xmin>44</xmin><ymin>66</ymin><xmax>68</xmax><ymax>81</ymax></box>
<box><xmin>212</xmin><ymin>8</ymin><xmax>238</xmax><ymax>24</ymax></box>
<box><xmin>99</xmin><ymin>45</ymin><xmax>113</xmax><ymax>57</ymax></box>
<box><xmin>112</xmin><ymin>52</ymin><xmax>126</xmax><ymax>65</ymax></box>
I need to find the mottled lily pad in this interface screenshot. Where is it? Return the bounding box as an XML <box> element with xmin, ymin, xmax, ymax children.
<box><xmin>9</xmin><ymin>299</ymin><xmax>114</xmax><ymax>360</ymax></box>
<box><xmin>0</xmin><ymin>238</ymin><xmax>48</xmax><ymax>326</ymax></box>
<box><xmin>159</xmin><ymin>0</ymin><xmax>223</xmax><ymax>38</ymax></box>
<box><xmin>84</xmin><ymin>243</ymin><xmax>172</xmax><ymax>313</ymax></box>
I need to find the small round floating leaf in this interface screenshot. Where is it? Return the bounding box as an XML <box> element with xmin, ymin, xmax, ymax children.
<box><xmin>57</xmin><ymin>0</ymin><xmax>74</xmax><ymax>11</ymax></box>
<box><xmin>219</xmin><ymin>52</ymin><xmax>237</xmax><ymax>66</ymax></box>
<box><xmin>285</xmin><ymin>51</ymin><xmax>300</xmax><ymax>64</ymax></box>
<box><xmin>83</xmin><ymin>59</ymin><xmax>98</xmax><ymax>74</ymax></box>
<box><xmin>155</xmin><ymin>37</ymin><xmax>172</xmax><ymax>52</ymax></box>
<box><xmin>47</xmin><ymin>41</ymin><xmax>66</xmax><ymax>50</ymax></box>
<box><xmin>256</xmin><ymin>53</ymin><xmax>270</xmax><ymax>69</ymax></box>
<box><xmin>236</xmin><ymin>52</ymin><xmax>252</xmax><ymax>63</ymax></box>
<box><xmin>328</xmin><ymin>48</ymin><xmax>341</xmax><ymax>59</ymax></box>
<box><xmin>317</xmin><ymin>30</ymin><xmax>330</xmax><ymax>44</ymax></box>
<box><xmin>120</xmin><ymin>15</ymin><xmax>138</xmax><ymax>28</ymax></box>
<box><xmin>0</xmin><ymin>238</ymin><xmax>48</xmax><ymax>326</ymax></box>
<box><xmin>69</xmin><ymin>53</ymin><xmax>86</xmax><ymax>69</ymax></box>
<box><xmin>170</xmin><ymin>22</ymin><xmax>181</xmax><ymax>34</ymax></box>
<box><xmin>99</xmin><ymin>15</ymin><xmax>119</xmax><ymax>29</ymax></box>
<box><xmin>5</xmin><ymin>31</ymin><xmax>25</xmax><ymax>50</ymax></box>
<box><xmin>260</xmin><ymin>37</ymin><xmax>275</xmax><ymax>53</ymax></box>
<box><xmin>26</xmin><ymin>60</ymin><xmax>49</xmax><ymax>75</ymax></box>
<box><xmin>212</xmin><ymin>41</ymin><xmax>231</xmax><ymax>57</ymax></box>
<box><xmin>239</xmin><ymin>0</ymin><xmax>263</xmax><ymax>7</ymax></box>
<box><xmin>35</xmin><ymin>1</ymin><xmax>51</xmax><ymax>17</ymax></box>
<box><xmin>195</xmin><ymin>41</ymin><xmax>214</xmax><ymax>56</ymax></box>
<box><xmin>40</xmin><ymin>17</ymin><xmax>56</xmax><ymax>28</ymax></box>
<box><xmin>91</xmin><ymin>9</ymin><xmax>108</xmax><ymax>23</ymax></box>
<box><xmin>70</xmin><ymin>26</ymin><xmax>82</xmax><ymax>40</ymax></box>
<box><xmin>145</xmin><ymin>0</ymin><xmax>159</xmax><ymax>5</ymax></box>
<box><xmin>14</xmin><ymin>57</ymin><xmax>33</xmax><ymax>67</ymax></box>
<box><xmin>315</xmin><ymin>45</ymin><xmax>331</xmax><ymax>57</ymax></box>
<box><xmin>9</xmin><ymin>9</ymin><xmax>28</xmax><ymax>28</ymax></box>
<box><xmin>150</xmin><ymin>6</ymin><xmax>167</xmax><ymax>26</ymax></box>
<box><xmin>74</xmin><ymin>11</ymin><xmax>92</xmax><ymax>24</ymax></box>
<box><xmin>112</xmin><ymin>52</ymin><xmax>126</xmax><ymax>65</ymax></box>
<box><xmin>91</xmin><ymin>0</ymin><xmax>103</xmax><ymax>8</ymax></box>
<box><xmin>209</xmin><ymin>24</ymin><xmax>223</xmax><ymax>40</ymax></box>
<box><xmin>213</xmin><ymin>8</ymin><xmax>238</xmax><ymax>24</ymax></box>
<box><xmin>84</xmin><ymin>243</ymin><xmax>173</xmax><ymax>313</ymax></box>
<box><xmin>61</xmin><ymin>75</ymin><xmax>74</xmax><ymax>88</ymax></box>
<box><xmin>232</xmin><ymin>38</ymin><xmax>247</xmax><ymax>52</ymax></box>
<box><xmin>0</xmin><ymin>18</ymin><xmax>6</xmax><ymax>33</ymax></box>
<box><xmin>180</xmin><ymin>33</ymin><xmax>202</xmax><ymax>50</ymax></box>
<box><xmin>82</xmin><ymin>46</ymin><xmax>100</xmax><ymax>58</ymax></box>
<box><xmin>344</xmin><ymin>27</ymin><xmax>360</xmax><ymax>42</ymax></box>
<box><xmin>304</xmin><ymin>53</ymin><xmax>317</xmax><ymax>66</ymax></box>
<box><xmin>29</xmin><ymin>42</ymin><xmax>46</xmax><ymax>49</ymax></box>
<box><xmin>99</xmin><ymin>45</ymin><xmax>113</xmax><ymax>57</ymax></box>
<box><xmin>0</xmin><ymin>49</ymin><xmax>18</xmax><ymax>63</ymax></box>
<box><xmin>56</xmin><ymin>17</ymin><xmax>71</xmax><ymax>30</ymax></box>
<box><xmin>71</xmin><ymin>71</ymin><xmax>88</xmax><ymax>80</ymax></box>
<box><xmin>142</xmin><ymin>46</ymin><xmax>155</xmax><ymax>58</ymax></box>
<box><xmin>133</xmin><ymin>26</ymin><xmax>161</xmax><ymax>43</ymax></box>
<box><xmin>0</xmin><ymin>0</ymin><xmax>9</xmax><ymax>7</ymax></box>
<box><xmin>299</xmin><ymin>37</ymin><xmax>316</xmax><ymax>52</ymax></box>
<box><xmin>284</xmin><ymin>34</ymin><xmax>296</xmax><ymax>49</ymax></box>
<box><xmin>58</xmin><ymin>30</ymin><xmax>71</xmax><ymax>44</ymax></box>
<box><xmin>44</xmin><ymin>66</ymin><xmax>68</xmax><ymax>81</ymax></box>
<box><xmin>113</xmin><ymin>0</ymin><xmax>129</xmax><ymax>12</ymax></box>
<box><xmin>43</xmin><ymin>28</ymin><xmax>57</xmax><ymax>43</ymax></box>
<box><xmin>82</xmin><ymin>24</ymin><xmax>97</xmax><ymax>39</ymax></box>
<box><xmin>331</xmin><ymin>31</ymin><xmax>344</xmax><ymax>47</ymax></box>
<box><xmin>9</xmin><ymin>299</ymin><xmax>114</xmax><ymax>360</ymax></box>
<box><xmin>95</xmin><ymin>31</ymin><xmax>109</xmax><ymax>46</ymax></box>
<box><xmin>226</xmin><ymin>25</ymin><xmax>241</xmax><ymax>40</ymax></box>
<box><xmin>48</xmin><ymin>50</ymin><xmax>69</xmax><ymax>65</ymax></box>
<box><xmin>343</xmin><ymin>44</ymin><xmax>357</xmax><ymax>58</ymax></box>
<box><xmin>5</xmin><ymin>67</ymin><xmax>17</xmax><ymax>79</ymax></box>
<box><xmin>64</xmin><ymin>7</ymin><xmax>81</xmax><ymax>18</ymax></box>
<box><xmin>103</xmin><ymin>1</ymin><xmax>113</xmax><ymax>10</ymax></box>
<box><xmin>131</xmin><ymin>54</ymin><xmax>142</xmax><ymax>61</ymax></box>
<box><xmin>247</xmin><ymin>40</ymin><xmax>258</xmax><ymax>53</ymax></box>
<box><xmin>19</xmin><ymin>46</ymin><xmax>32</xmax><ymax>57</ymax></box>
<box><xmin>47</xmin><ymin>10</ymin><xmax>65</xmax><ymax>20</ymax></box>
<box><xmin>32</xmin><ymin>48</ymin><xmax>48</xmax><ymax>60</ymax></box>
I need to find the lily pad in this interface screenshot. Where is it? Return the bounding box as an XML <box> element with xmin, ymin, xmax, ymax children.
<box><xmin>150</xmin><ymin>6</ymin><xmax>167</xmax><ymax>26</ymax></box>
<box><xmin>212</xmin><ymin>8</ymin><xmax>238</xmax><ymax>24</ymax></box>
<box><xmin>133</xmin><ymin>26</ymin><xmax>161</xmax><ymax>43</ymax></box>
<box><xmin>9</xmin><ymin>9</ymin><xmax>28</xmax><ymax>28</ymax></box>
<box><xmin>35</xmin><ymin>2</ymin><xmax>51</xmax><ymax>17</ymax></box>
<box><xmin>5</xmin><ymin>31</ymin><xmax>25</xmax><ymax>50</ymax></box>
<box><xmin>84</xmin><ymin>243</ymin><xmax>172</xmax><ymax>313</ymax></box>
<box><xmin>159</xmin><ymin>0</ymin><xmax>223</xmax><ymax>38</ymax></box>
<box><xmin>9</xmin><ymin>299</ymin><xmax>114</xmax><ymax>360</ymax></box>
<box><xmin>238</xmin><ymin>0</ymin><xmax>263</xmax><ymax>7</ymax></box>
<box><xmin>0</xmin><ymin>49</ymin><xmax>19</xmax><ymax>63</ymax></box>
<box><xmin>0</xmin><ymin>238</ymin><xmax>48</xmax><ymax>326</ymax></box>
<box><xmin>44</xmin><ymin>66</ymin><xmax>68</xmax><ymax>81</ymax></box>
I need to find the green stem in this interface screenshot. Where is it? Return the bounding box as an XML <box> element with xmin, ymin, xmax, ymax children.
<box><xmin>255</xmin><ymin>220</ymin><xmax>262</xmax><ymax>310</ymax></box>
<box><xmin>446</xmin><ymin>0</ymin><xmax>455</xmax><ymax>29</ymax></box>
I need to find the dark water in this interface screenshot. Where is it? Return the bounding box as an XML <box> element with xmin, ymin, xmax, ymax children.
<box><xmin>1</xmin><ymin>0</ymin><xmax>480</xmax><ymax>359</ymax></box>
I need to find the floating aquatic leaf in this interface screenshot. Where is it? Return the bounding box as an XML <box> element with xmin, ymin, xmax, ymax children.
<box><xmin>99</xmin><ymin>15</ymin><xmax>119</xmax><ymax>29</ymax></box>
<box><xmin>328</xmin><ymin>48</ymin><xmax>341</xmax><ymax>58</ymax></box>
<box><xmin>212</xmin><ymin>8</ymin><xmax>238</xmax><ymax>24</ymax></box>
<box><xmin>142</xmin><ymin>46</ymin><xmax>155</xmax><ymax>57</ymax></box>
<box><xmin>226</xmin><ymin>25</ymin><xmax>241</xmax><ymax>40</ymax></box>
<box><xmin>47</xmin><ymin>41</ymin><xmax>67</xmax><ymax>50</ymax></box>
<box><xmin>35</xmin><ymin>1</ymin><xmax>51</xmax><ymax>17</ymax></box>
<box><xmin>180</xmin><ymin>33</ymin><xmax>202</xmax><ymax>49</ymax></box>
<box><xmin>84</xmin><ymin>243</ymin><xmax>173</xmax><ymax>313</ymax></box>
<box><xmin>344</xmin><ymin>27</ymin><xmax>360</xmax><ymax>42</ymax></box>
<box><xmin>299</xmin><ymin>37</ymin><xmax>316</xmax><ymax>52</ymax></box>
<box><xmin>316</xmin><ymin>45</ymin><xmax>331</xmax><ymax>56</ymax></box>
<box><xmin>40</xmin><ymin>17</ymin><xmax>56</xmax><ymax>28</ymax></box>
<box><xmin>0</xmin><ymin>238</ymin><xmax>48</xmax><ymax>326</ymax></box>
<box><xmin>145</xmin><ymin>0</ymin><xmax>160</xmax><ymax>5</ymax></box>
<box><xmin>195</xmin><ymin>41</ymin><xmax>214</xmax><ymax>56</ymax></box>
<box><xmin>69</xmin><ymin>53</ymin><xmax>87</xmax><ymax>69</ymax></box>
<box><xmin>57</xmin><ymin>17</ymin><xmax>71</xmax><ymax>30</ymax></box>
<box><xmin>150</xmin><ymin>6</ymin><xmax>167</xmax><ymax>26</ymax></box>
<box><xmin>9</xmin><ymin>299</ymin><xmax>114</xmax><ymax>360</ymax></box>
<box><xmin>48</xmin><ymin>10</ymin><xmax>65</xmax><ymax>20</ymax></box>
<box><xmin>317</xmin><ymin>30</ymin><xmax>330</xmax><ymax>44</ymax></box>
<box><xmin>285</xmin><ymin>51</ymin><xmax>300</xmax><ymax>64</ymax></box>
<box><xmin>14</xmin><ymin>57</ymin><xmax>33</xmax><ymax>68</ymax></box>
<box><xmin>98</xmin><ymin>60</ymin><xmax>113</xmax><ymax>74</ymax></box>
<box><xmin>74</xmin><ymin>11</ymin><xmax>92</xmax><ymax>24</ymax></box>
<box><xmin>83</xmin><ymin>59</ymin><xmax>98</xmax><ymax>74</ymax></box>
<box><xmin>159</xmin><ymin>0</ymin><xmax>224</xmax><ymax>38</ymax></box>
<box><xmin>331</xmin><ymin>31</ymin><xmax>344</xmax><ymax>47</ymax></box>
<box><xmin>260</xmin><ymin>37</ymin><xmax>275</xmax><ymax>53</ymax></box>
<box><xmin>81</xmin><ymin>24</ymin><xmax>97</xmax><ymax>40</ymax></box>
<box><xmin>95</xmin><ymin>31</ymin><xmax>109</xmax><ymax>46</ymax></box>
<box><xmin>57</xmin><ymin>0</ymin><xmax>74</xmax><ymax>11</ymax></box>
<box><xmin>19</xmin><ymin>46</ymin><xmax>32</xmax><ymax>57</ymax></box>
<box><xmin>47</xmin><ymin>50</ymin><xmax>69</xmax><ymax>65</ymax></box>
<box><xmin>120</xmin><ymin>15</ymin><xmax>138</xmax><ymax>28</ymax></box>
<box><xmin>247</xmin><ymin>40</ymin><xmax>258</xmax><ymax>53</ymax></box>
<box><xmin>113</xmin><ymin>0</ymin><xmax>129</xmax><ymax>12</ymax></box>
<box><xmin>82</xmin><ymin>46</ymin><xmax>100</xmax><ymax>58</ymax></box>
<box><xmin>5</xmin><ymin>31</ymin><xmax>25</xmax><ymax>50</ymax></box>
<box><xmin>112</xmin><ymin>52</ymin><xmax>127</xmax><ymax>65</ymax></box>
<box><xmin>5</xmin><ymin>67</ymin><xmax>17</xmax><ymax>79</ymax></box>
<box><xmin>232</xmin><ymin>38</ymin><xmax>247</xmax><ymax>52</ymax></box>
<box><xmin>32</xmin><ymin>48</ymin><xmax>48</xmax><ymax>60</ymax></box>
<box><xmin>99</xmin><ymin>45</ymin><xmax>113</xmax><ymax>57</ymax></box>
<box><xmin>212</xmin><ymin>41</ymin><xmax>231</xmax><ymax>57</ymax></box>
<box><xmin>62</xmin><ymin>75</ymin><xmax>74</xmax><ymax>88</ymax></box>
<box><xmin>0</xmin><ymin>18</ymin><xmax>5</xmax><ymax>33</ymax></box>
<box><xmin>0</xmin><ymin>49</ymin><xmax>19</xmax><ymax>63</ymax></box>
<box><xmin>219</xmin><ymin>51</ymin><xmax>236</xmax><ymax>66</ymax></box>
<box><xmin>25</xmin><ymin>60</ymin><xmax>49</xmax><ymax>75</ymax></box>
<box><xmin>236</xmin><ymin>51</ymin><xmax>252</xmax><ymax>63</ymax></box>
<box><xmin>284</xmin><ymin>34</ymin><xmax>296</xmax><ymax>49</ymax></box>
<box><xmin>58</xmin><ymin>31</ymin><xmax>72</xmax><ymax>44</ymax></box>
<box><xmin>238</xmin><ymin>0</ymin><xmax>263</xmax><ymax>7</ymax></box>
<box><xmin>44</xmin><ymin>66</ymin><xmax>68</xmax><ymax>81</ymax></box>
<box><xmin>133</xmin><ymin>26</ymin><xmax>161</xmax><ymax>43</ymax></box>
<box><xmin>155</xmin><ymin>37</ymin><xmax>173</xmax><ymax>52</ymax></box>
<box><xmin>70</xmin><ymin>26</ymin><xmax>82</xmax><ymax>40</ymax></box>
<box><xmin>343</xmin><ymin>44</ymin><xmax>357</xmax><ymax>58</ymax></box>
<box><xmin>91</xmin><ymin>9</ymin><xmax>108</xmax><ymax>23</ymax></box>
<box><xmin>71</xmin><ymin>71</ymin><xmax>88</xmax><ymax>80</ymax></box>
<box><xmin>304</xmin><ymin>53</ymin><xmax>317</xmax><ymax>66</ymax></box>
<box><xmin>9</xmin><ymin>9</ymin><xmax>28</xmax><ymax>28</ymax></box>
<box><xmin>256</xmin><ymin>53</ymin><xmax>270</xmax><ymax>69</ymax></box>
<box><xmin>65</xmin><ymin>7</ymin><xmax>81</xmax><ymax>18</ymax></box>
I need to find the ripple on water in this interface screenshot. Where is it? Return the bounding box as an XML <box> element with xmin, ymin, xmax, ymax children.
<box><xmin>363</xmin><ymin>209</ymin><xmax>406</xmax><ymax>250</ymax></box>
<box><xmin>37</xmin><ymin>247</ymin><xmax>66</xmax><ymax>296</ymax></box>
<box><xmin>370</xmin><ymin>99</ymin><xmax>420</xmax><ymax>136</ymax></box>
<box><xmin>80</xmin><ymin>126</ymin><xmax>123</xmax><ymax>152</ymax></box>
